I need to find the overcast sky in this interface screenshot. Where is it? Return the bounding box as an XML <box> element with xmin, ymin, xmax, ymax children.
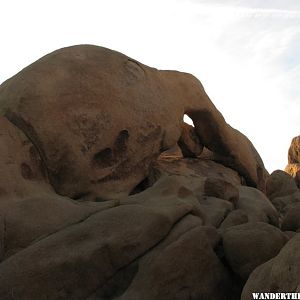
<box><xmin>1</xmin><ymin>0</ymin><xmax>299</xmax><ymax>172</ymax></box>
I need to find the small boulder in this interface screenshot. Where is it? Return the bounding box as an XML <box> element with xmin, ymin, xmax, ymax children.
<box><xmin>219</xmin><ymin>209</ymin><xmax>248</xmax><ymax>231</ymax></box>
<box><xmin>198</xmin><ymin>196</ymin><xmax>234</xmax><ymax>228</ymax></box>
<box><xmin>204</xmin><ymin>177</ymin><xmax>239</xmax><ymax>205</ymax></box>
<box><xmin>237</xmin><ymin>186</ymin><xmax>279</xmax><ymax>226</ymax></box>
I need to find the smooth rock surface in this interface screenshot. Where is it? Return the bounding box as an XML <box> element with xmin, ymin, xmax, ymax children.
<box><xmin>281</xmin><ymin>202</ymin><xmax>300</xmax><ymax>231</ymax></box>
<box><xmin>0</xmin><ymin>44</ymin><xmax>276</xmax><ymax>300</ymax></box>
<box><xmin>223</xmin><ymin>222</ymin><xmax>287</xmax><ymax>280</ymax></box>
<box><xmin>266</xmin><ymin>170</ymin><xmax>298</xmax><ymax>200</ymax></box>
<box><xmin>236</xmin><ymin>186</ymin><xmax>279</xmax><ymax>226</ymax></box>
<box><xmin>242</xmin><ymin>234</ymin><xmax>300</xmax><ymax>299</ymax></box>
<box><xmin>0</xmin><ymin>45</ymin><xmax>268</xmax><ymax>201</ymax></box>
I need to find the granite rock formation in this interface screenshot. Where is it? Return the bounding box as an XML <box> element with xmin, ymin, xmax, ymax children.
<box><xmin>0</xmin><ymin>44</ymin><xmax>297</xmax><ymax>300</ymax></box>
<box><xmin>285</xmin><ymin>135</ymin><xmax>300</xmax><ymax>188</ymax></box>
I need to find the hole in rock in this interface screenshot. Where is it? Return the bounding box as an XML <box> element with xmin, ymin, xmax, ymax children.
<box><xmin>129</xmin><ymin>177</ymin><xmax>152</xmax><ymax>195</ymax></box>
<box><xmin>129</xmin><ymin>168</ymin><xmax>161</xmax><ymax>196</ymax></box>
<box><xmin>115</xmin><ymin>130</ymin><xmax>129</xmax><ymax>153</ymax></box>
<box><xmin>183</xmin><ymin>114</ymin><xmax>194</xmax><ymax>127</ymax></box>
<box><xmin>72</xmin><ymin>192</ymin><xmax>90</xmax><ymax>200</ymax></box>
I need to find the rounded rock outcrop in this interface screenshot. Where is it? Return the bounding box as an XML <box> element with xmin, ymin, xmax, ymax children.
<box><xmin>0</xmin><ymin>45</ymin><xmax>268</xmax><ymax>200</ymax></box>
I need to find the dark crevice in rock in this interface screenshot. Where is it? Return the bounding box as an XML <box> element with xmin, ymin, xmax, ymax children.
<box><xmin>22</xmin><ymin>201</ymin><xmax>120</xmax><ymax>251</ymax></box>
<box><xmin>115</xmin><ymin>130</ymin><xmax>129</xmax><ymax>153</ymax></box>
<box><xmin>72</xmin><ymin>192</ymin><xmax>91</xmax><ymax>201</ymax></box>
<box><xmin>84</xmin><ymin>211</ymin><xmax>196</xmax><ymax>300</ymax></box>
<box><xmin>129</xmin><ymin>177</ymin><xmax>152</xmax><ymax>195</ymax></box>
<box><xmin>4</xmin><ymin>111</ymin><xmax>49</xmax><ymax>181</ymax></box>
<box><xmin>0</xmin><ymin>216</ymin><xmax>6</xmax><ymax>262</ymax></box>
<box><xmin>214</xmin><ymin>238</ymin><xmax>244</xmax><ymax>299</ymax></box>
<box><xmin>90</xmin><ymin>260</ymin><xmax>139</xmax><ymax>300</ymax></box>
<box><xmin>216</xmin><ymin>208</ymin><xmax>233</xmax><ymax>229</ymax></box>
<box><xmin>129</xmin><ymin>165</ymin><xmax>161</xmax><ymax>196</ymax></box>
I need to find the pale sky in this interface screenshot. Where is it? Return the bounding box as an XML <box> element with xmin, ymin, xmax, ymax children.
<box><xmin>1</xmin><ymin>0</ymin><xmax>299</xmax><ymax>172</ymax></box>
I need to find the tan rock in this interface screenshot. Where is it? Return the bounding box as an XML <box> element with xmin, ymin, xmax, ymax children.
<box><xmin>285</xmin><ymin>163</ymin><xmax>300</xmax><ymax>188</ymax></box>
<box><xmin>285</xmin><ymin>163</ymin><xmax>300</xmax><ymax>177</ymax></box>
<box><xmin>285</xmin><ymin>136</ymin><xmax>300</xmax><ymax>188</ymax></box>
<box><xmin>288</xmin><ymin>135</ymin><xmax>300</xmax><ymax>164</ymax></box>
<box><xmin>0</xmin><ymin>45</ymin><xmax>268</xmax><ymax>200</ymax></box>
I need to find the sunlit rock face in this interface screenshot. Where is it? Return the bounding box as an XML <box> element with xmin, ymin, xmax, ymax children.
<box><xmin>285</xmin><ymin>135</ymin><xmax>300</xmax><ymax>187</ymax></box>
<box><xmin>0</xmin><ymin>45</ymin><xmax>289</xmax><ymax>300</ymax></box>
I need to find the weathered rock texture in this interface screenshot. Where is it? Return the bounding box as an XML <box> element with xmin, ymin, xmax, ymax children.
<box><xmin>285</xmin><ymin>135</ymin><xmax>300</xmax><ymax>188</ymax></box>
<box><xmin>0</xmin><ymin>44</ymin><xmax>293</xmax><ymax>300</ymax></box>
<box><xmin>0</xmin><ymin>45</ymin><xmax>268</xmax><ymax>201</ymax></box>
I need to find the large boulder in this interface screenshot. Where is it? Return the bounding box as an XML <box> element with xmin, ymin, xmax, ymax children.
<box><xmin>281</xmin><ymin>202</ymin><xmax>300</xmax><ymax>231</ymax></box>
<box><xmin>0</xmin><ymin>171</ymin><xmax>242</xmax><ymax>300</ymax></box>
<box><xmin>0</xmin><ymin>45</ymin><xmax>268</xmax><ymax>201</ymax></box>
<box><xmin>222</xmin><ymin>222</ymin><xmax>287</xmax><ymax>280</ymax></box>
<box><xmin>0</xmin><ymin>44</ymin><xmax>274</xmax><ymax>300</ymax></box>
<box><xmin>242</xmin><ymin>234</ymin><xmax>300</xmax><ymax>299</ymax></box>
<box><xmin>0</xmin><ymin>198</ymin><xmax>196</xmax><ymax>299</ymax></box>
<box><xmin>118</xmin><ymin>222</ymin><xmax>235</xmax><ymax>300</ymax></box>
